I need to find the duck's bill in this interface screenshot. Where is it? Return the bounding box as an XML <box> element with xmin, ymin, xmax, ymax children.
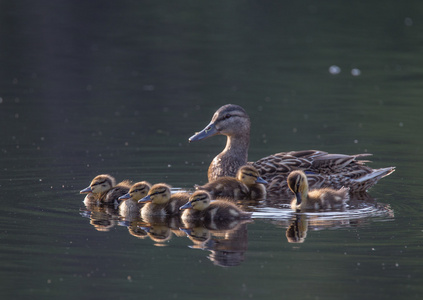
<box><xmin>179</xmin><ymin>227</ymin><xmax>192</xmax><ymax>235</ymax></box>
<box><xmin>118</xmin><ymin>193</ymin><xmax>131</xmax><ymax>200</ymax></box>
<box><xmin>256</xmin><ymin>176</ymin><xmax>268</xmax><ymax>184</ymax></box>
<box><xmin>189</xmin><ymin>122</ymin><xmax>218</xmax><ymax>142</ymax></box>
<box><xmin>80</xmin><ymin>186</ymin><xmax>92</xmax><ymax>194</ymax></box>
<box><xmin>295</xmin><ymin>192</ymin><xmax>302</xmax><ymax>205</ymax></box>
<box><xmin>179</xmin><ymin>201</ymin><xmax>193</xmax><ymax>210</ymax></box>
<box><xmin>138</xmin><ymin>195</ymin><xmax>152</xmax><ymax>203</ymax></box>
<box><xmin>138</xmin><ymin>226</ymin><xmax>150</xmax><ymax>233</ymax></box>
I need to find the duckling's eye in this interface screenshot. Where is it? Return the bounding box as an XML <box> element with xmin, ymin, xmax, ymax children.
<box><xmin>92</xmin><ymin>180</ymin><xmax>107</xmax><ymax>187</ymax></box>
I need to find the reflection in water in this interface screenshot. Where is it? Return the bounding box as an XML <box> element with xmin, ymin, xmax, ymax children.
<box><xmin>80</xmin><ymin>202</ymin><xmax>121</xmax><ymax>232</ymax></box>
<box><xmin>79</xmin><ymin>190</ymin><xmax>394</xmax><ymax>262</ymax></box>
<box><xmin>181</xmin><ymin>220</ymin><xmax>251</xmax><ymax>267</ymax></box>
<box><xmin>286</xmin><ymin>214</ymin><xmax>308</xmax><ymax>243</ymax></box>
<box><xmin>256</xmin><ymin>192</ymin><xmax>394</xmax><ymax>243</ymax></box>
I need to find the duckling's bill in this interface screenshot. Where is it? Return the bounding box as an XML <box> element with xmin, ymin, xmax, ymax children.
<box><xmin>295</xmin><ymin>192</ymin><xmax>302</xmax><ymax>205</ymax></box>
<box><xmin>256</xmin><ymin>176</ymin><xmax>268</xmax><ymax>184</ymax></box>
<box><xmin>189</xmin><ymin>122</ymin><xmax>218</xmax><ymax>142</ymax></box>
<box><xmin>80</xmin><ymin>186</ymin><xmax>92</xmax><ymax>194</ymax></box>
<box><xmin>138</xmin><ymin>195</ymin><xmax>152</xmax><ymax>203</ymax></box>
<box><xmin>118</xmin><ymin>193</ymin><xmax>131</xmax><ymax>200</ymax></box>
<box><xmin>179</xmin><ymin>201</ymin><xmax>193</xmax><ymax>210</ymax></box>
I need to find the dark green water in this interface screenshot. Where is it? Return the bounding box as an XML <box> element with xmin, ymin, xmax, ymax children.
<box><xmin>1</xmin><ymin>1</ymin><xmax>422</xmax><ymax>299</ymax></box>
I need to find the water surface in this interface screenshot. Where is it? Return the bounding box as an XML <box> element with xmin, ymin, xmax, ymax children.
<box><xmin>1</xmin><ymin>1</ymin><xmax>422</xmax><ymax>299</ymax></box>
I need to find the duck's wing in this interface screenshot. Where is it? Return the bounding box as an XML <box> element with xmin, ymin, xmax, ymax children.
<box><xmin>252</xmin><ymin>150</ymin><xmax>395</xmax><ymax>195</ymax></box>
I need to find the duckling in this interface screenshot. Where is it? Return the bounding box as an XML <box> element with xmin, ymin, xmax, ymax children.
<box><xmin>180</xmin><ymin>191</ymin><xmax>252</xmax><ymax>223</ymax></box>
<box><xmin>196</xmin><ymin>165</ymin><xmax>267</xmax><ymax>200</ymax></box>
<box><xmin>287</xmin><ymin>170</ymin><xmax>349</xmax><ymax>211</ymax></box>
<box><xmin>118</xmin><ymin>181</ymin><xmax>151</xmax><ymax>218</ymax></box>
<box><xmin>138</xmin><ymin>183</ymin><xmax>189</xmax><ymax>218</ymax></box>
<box><xmin>80</xmin><ymin>174</ymin><xmax>131</xmax><ymax>204</ymax></box>
<box><xmin>188</xmin><ymin>104</ymin><xmax>395</xmax><ymax>195</ymax></box>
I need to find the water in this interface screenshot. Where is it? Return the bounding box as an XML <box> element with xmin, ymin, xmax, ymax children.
<box><xmin>1</xmin><ymin>1</ymin><xmax>423</xmax><ymax>299</ymax></box>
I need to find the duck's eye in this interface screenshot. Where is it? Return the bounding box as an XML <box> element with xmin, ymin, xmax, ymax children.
<box><xmin>224</xmin><ymin>114</ymin><xmax>231</xmax><ymax>120</ymax></box>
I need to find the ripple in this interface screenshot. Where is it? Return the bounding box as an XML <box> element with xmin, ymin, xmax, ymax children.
<box><xmin>251</xmin><ymin>202</ymin><xmax>394</xmax><ymax>223</ymax></box>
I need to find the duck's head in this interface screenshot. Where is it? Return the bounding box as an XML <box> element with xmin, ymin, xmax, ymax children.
<box><xmin>138</xmin><ymin>183</ymin><xmax>171</xmax><ymax>204</ymax></box>
<box><xmin>189</xmin><ymin>104</ymin><xmax>251</xmax><ymax>142</ymax></box>
<box><xmin>80</xmin><ymin>174</ymin><xmax>116</xmax><ymax>194</ymax></box>
<box><xmin>236</xmin><ymin>165</ymin><xmax>268</xmax><ymax>185</ymax></box>
<box><xmin>119</xmin><ymin>181</ymin><xmax>151</xmax><ymax>201</ymax></box>
<box><xmin>180</xmin><ymin>191</ymin><xmax>212</xmax><ymax>211</ymax></box>
<box><xmin>287</xmin><ymin>170</ymin><xmax>309</xmax><ymax>205</ymax></box>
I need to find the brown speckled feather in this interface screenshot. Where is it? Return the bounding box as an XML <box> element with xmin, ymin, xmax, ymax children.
<box><xmin>189</xmin><ymin>105</ymin><xmax>395</xmax><ymax>197</ymax></box>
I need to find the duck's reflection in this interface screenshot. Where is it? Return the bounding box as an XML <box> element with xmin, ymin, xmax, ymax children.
<box><xmin>286</xmin><ymin>213</ymin><xmax>308</xmax><ymax>243</ymax></box>
<box><xmin>79</xmin><ymin>190</ymin><xmax>394</xmax><ymax>261</ymax></box>
<box><xmin>80</xmin><ymin>201</ymin><xmax>121</xmax><ymax>232</ymax></box>
<box><xmin>280</xmin><ymin>192</ymin><xmax>394</xmax><ymax>243</ymax></box>
<box><xmin>181</xmin><ymin>219</ymin><xmax>252</xmax><ymax>267</ymax></box>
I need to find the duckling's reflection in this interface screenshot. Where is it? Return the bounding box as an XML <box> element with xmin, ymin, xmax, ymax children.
<box><xmin>139</xmin><ymin>215</ymin><xmax>184</xmax><ymax>246</ymax></box>
<box><xmin>80</xmin><ymin>202</ymin><xmax>121</xmax><ymax>232</ymax></box>
<box><xmin>286</xmin><ymin>213</ymin><xmax>308</xmax><ymax>243</ymax></box>
<box><xmin>281</xmin><ymin>192</ymin><xmax>395</xmax><ymax>243</ymax></box>
<box><xmin>181</xmin><ymin>219</ymin><xmax>251</xmax><ymax>267</ymax></box>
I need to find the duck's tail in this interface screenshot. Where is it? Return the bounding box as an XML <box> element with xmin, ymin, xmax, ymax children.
<box><xmin>354</xmin><ymin>167</ymin><xmax>395</xmax><ymax>183</ymax></box>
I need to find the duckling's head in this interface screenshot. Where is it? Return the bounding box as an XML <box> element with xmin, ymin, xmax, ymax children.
<box><xmin>138</xmin><ymin>183</ymin><xmax>171</xmax><ymax>204</ymax></box>
<box><xmin>180</xmin><ymin>191</ymin><xmax>212</xmax><ymax>211</ymax></box>
<box><xmin>287</xmin><ymin>170</ymin><xmax>309</xmax><ymax>205</ymax></box>
<box><xmin>189</xmin><ymin>104</ymin><xmax>251</xmax><ymax>142</ymax></box>
<box><xmin>80</xmin><ymin>174</ymin><xmax>116</xmax><ymax>194</ymax></box>
<box><xmin>236</xmin><ymin>165</ymin><xmax>268</xmax><ymax>186</ymax></box>
<box><xmin>119</xmin><ymin>181</ymin><xmax>151</xmax><ymax>201</ymax></box>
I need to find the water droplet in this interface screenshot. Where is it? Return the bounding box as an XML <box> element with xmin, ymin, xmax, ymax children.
<box><xmin>329</xmin><ymin>65</ymin><xmax>341</xmax><ymax>75</ymax></box>
<box><xmin>404</xmin><ymin>17</ymin><xmax>413</xmax><ymax>26</ymax></box>
<box><xmin>351</xmin><ymin>68</ymin><xmax>361</xmax><ymax>76</ymax></box>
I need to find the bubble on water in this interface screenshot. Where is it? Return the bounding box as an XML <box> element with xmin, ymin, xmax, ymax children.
<box><xmin>351</xmin><ymin>68</ymin><xmax>361</xmax><ymax>76</ymax></box>
<box><xmin>329</xmin><ymin>65</ymin><xmax>341</xmax><ymax>75</ymax></box>
<box><xmin>404</xmin><ymin>17</ymin><xmax>413</xmax><ymax>26</ymax></box>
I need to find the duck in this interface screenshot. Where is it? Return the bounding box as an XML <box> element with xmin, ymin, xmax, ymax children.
<box><xmin>179</xmin><ymin>191</ymin><xmax>252</xmax><ymax>224</ymax></box>
<box><xmin>118</xmin><ymin>181</ymin><xmax>152</xmax><ymax>218</ymax></box>
<box><xmin>188</xmin><ymin>104</ymin><xmax>395</xmax><ymax>195</ymax></box>
<box><xmin>138</xmin><ymin>183</ymin><xmax>190</xmax><ymax>218</ymax></box>
<box><xmin>80</xmin><ymin>174</ymin><xmax>131</xmax><ymax>204</ymax></box>
<box><xmin>287</xmin><ymin>170</ymin><xmax>349</xmax><ymax>211</ymax></box>
<box><xmin>196</xmin><ymin>165</ymin><xmax>267</xmax><ymax>200</ymax></box>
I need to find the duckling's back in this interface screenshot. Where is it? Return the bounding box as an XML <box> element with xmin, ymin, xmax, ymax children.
<box><xmin>307</xmin><ymin>187</ymin><xmax>350</xmax><ymax>210</ymax></box>
<box><xmin>205</xmin><ymin>200</ymin><xmax>252</xmax><ymax>221</ymax></box>
<box><xmin>196</xmin><ymin>177</ymin><xmax>250</xmax><ymax>199</ymax></box>
<box><xmin>141</xmin><ymin>192</ymin><xmax>189</xmax><ymax>218</ymax></box>
<box><xmin>102</xmin><ymin>180</ymin><xmax>131</xmax><ymax>203</ymax></box>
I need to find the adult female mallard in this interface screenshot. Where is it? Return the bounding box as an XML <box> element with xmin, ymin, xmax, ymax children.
<box><xmin>179</xmin><ymin>191</ymin><xmax>252</xmax><ymax>223</ymax></box>
<box><xmin>196</xmin><ymin>165</ymin><xmax>267</xmax><ymax>200</ymax></box>
<box><xmin>188</xmin><ymin>104</ymin><xmax>395</xmax><ymax>195</ymax></box>
<box><xmin>288</xmin><ymin>170</ymin><xmax>349</xmax><ymax>211</ymax></box>
<box><xmin>80</xmin><ymin>174</ymin><xmax>131</xmax><ymax>204</ymax></box>
<box><xmin>138</xmin><ymin>183</ymin><xmax>189</xmax><ymax>218</ymax></box>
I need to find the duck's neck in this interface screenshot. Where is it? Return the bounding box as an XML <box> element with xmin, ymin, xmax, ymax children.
<box><xmin>209</xmin><ymin>135</ymin><xmax>249</xmax><ymax>180</ymax></box>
